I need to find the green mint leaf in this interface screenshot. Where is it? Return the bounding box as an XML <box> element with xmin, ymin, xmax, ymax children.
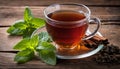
<box><xmin>13</xmin><ymin>38</ymin><xmax>30</xmax><ymax>50</ymax></box>
<box><xmin>7</xmin><ymin>26</ymin><xmax>23</xmax><ymax>35</ymax></box>
<box><xmin>30</xmin><ymin>17</ymin><xmax>45</xmax><ymax>28</ymax></box>
<box><xmin>24</xmin><ymin>7</ymin><xmax>33</xmax><ymax>22</ymax></box>
<box><xmin>13</xmin><ymin>20</ymin><xmax>27</xmax><ymax>29</ymax></box>
<box><xmin>36</xmin><ymin>41</ymin><xmax>56</xmax><ymax>51</ymax></box>
<box><xmin>14</xmin><ymin>35</ymin><xmax>39</xmax><ymax>50</ymax></box>
<box><xmin>22</xmin><ymin>18</ymin><xmax>45</xmax><ymax>38</ymax></box>
<box><xmin>38</xmin><ymin>32</ymin><xmax>52</xmax><ymax>42</ymax></box>
<box><xmin>38</xmin><ymin>50</ymin><xmax>56</xmax><ymax>65</ymax></box>
<box><xmin>7</xmin><ymin>20</ymin><xmax>27</xmax><ymax>35</ymax></box>
<box><xmin>14</xmin><ymin>48</ymin><xmax>34</xmax><ymax>64</ymax></box>
<box><xmin>30</xmin><ymin>35</ymin><xmax>39</xmax><ymax>48</ymax></box>
<box><xmin>36</xmin><ymin>41</ymin><xmax>56</xmax><ymax>65</ymax></box>
<box><xmin>23</xmin><ymin>27</ymin><xmax>36</xmax><ymax>38</ymax></box>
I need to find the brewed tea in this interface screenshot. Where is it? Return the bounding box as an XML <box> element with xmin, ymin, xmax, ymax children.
<box><xmin>46</xmin><ymin>10</ymin><xmax>88</xmax><ymax>48</ymax></box>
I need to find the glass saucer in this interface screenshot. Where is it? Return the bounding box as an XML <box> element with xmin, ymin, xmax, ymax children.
<box><xmin>32</xmin><ymin>27</ymin><xmax>104</xmax><ymax>59</ymax></box>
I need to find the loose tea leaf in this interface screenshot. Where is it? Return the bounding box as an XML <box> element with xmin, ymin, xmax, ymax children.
<box><xmin>93</xmin><ymin>45</ymin><xmax>120</xmax><ymax>64</ymax></box>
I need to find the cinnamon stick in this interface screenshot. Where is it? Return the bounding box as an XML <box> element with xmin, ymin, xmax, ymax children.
<box><xmin>82</xmin><ymin>35</ymin><xmax>109</xmax><ymax>48</ymax></box>
<box><xmin>89</xmin><ymin>35</ymin><xmax>109</xmax><ymax>45</ymax></box>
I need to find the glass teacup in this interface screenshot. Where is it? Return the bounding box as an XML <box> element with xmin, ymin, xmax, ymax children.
<box><xmin>33</xmin><ymin>3</ymin><xmax>103</xmax><ymax>59</ymax></box>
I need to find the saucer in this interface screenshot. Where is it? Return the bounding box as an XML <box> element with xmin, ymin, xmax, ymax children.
<box><xmin>32</xmin><ymin>27</ymin><xmax>104</xmax><ymax>59</ymax></box>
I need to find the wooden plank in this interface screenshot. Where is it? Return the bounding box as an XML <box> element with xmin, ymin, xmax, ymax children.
<box><xmin>91</xmin><ymin>24</ymin><xmax>120</xmax><ymax>47</ymax></box>
<box><xmin>0</xmin><ymin>28</ymin><xmax>22</xmax><ymax>51</ymax></box>
<box><xmin>0</xmin><ymin>53</ymin><xmax>15</xmax><ymax>64</ymax></box>
<box><xmin>0</xmin><ymin>24</ymin><xmax>120</xmax><ymax>52</ymax></box>
<box><xmin>0</xmin><ymin>0</ymin><xmax>120</xmax><ymax>6</ymax></box>
<box><xmin>0</xmin><ymin>52</ymin><xmax>120</xmax><ymax>69</ymax></box>
<box><xmin>0</xmin><ymin>6</ymin><xmax>44</xmax><ymax>26</ymax></box>
<box><xmin>0</xmin><ymin>6</ymin><xmax>120</xmax><ymax>26</ymax></box>
<box><xmin>0</xmin><ymin>53</ymin><xmax>54</xmax><ymax>69</ymax></box>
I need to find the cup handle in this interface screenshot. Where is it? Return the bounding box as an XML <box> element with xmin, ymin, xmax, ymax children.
<box><xmin>83</xmin><ymin>17</ymin><xmax>101</xmax><ymax>40</ymax></box>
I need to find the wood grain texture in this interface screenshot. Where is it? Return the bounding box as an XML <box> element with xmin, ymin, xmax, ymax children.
<box><xmin>0</xmin><ymin>28</ymin><xmax>22</xmax><ymax>51</ymax></box>
<box><xmin>0</xmin><ymin>0</ymin><xmax>120</xmax><ymax>6</ymax></box>
<box><xmin>0</xmin><ymin>6</ymin><xmax>119</xmax><ymax>26</ymax></box>
<box><xmin>0</xmin><ymin>0</ymin><xmax>120</xmax><ymax>68</ymax></box>
<box><xmin>0</xmin><ymin>53</ymin><xmax>120</xmax><ymax>69</ymax></box>
<box><xmin>0</xmin><ymin>24</ymin><xmax>120</xmax><ymax>52</ymax></box>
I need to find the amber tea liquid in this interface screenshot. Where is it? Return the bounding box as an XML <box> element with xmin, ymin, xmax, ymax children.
<box><xmin>46</xmin><ymin>10</ymin><xmax>88</xmax><ymax>50</ymax></box>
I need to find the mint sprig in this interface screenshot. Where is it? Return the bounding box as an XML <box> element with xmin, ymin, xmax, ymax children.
<box><xmin>7</xmin><ymin>7</ymin><xmax>45</xmax><ymax>38</ymax></box>
<box><xmin>8</xmin><ymin>7</ymin><xmax>56</xmax><ymax>65</ymax></box>
<box><xmin>14</xmin><ymin>32</ymin><xmax>56</xmax><ymax>65</ymax></box>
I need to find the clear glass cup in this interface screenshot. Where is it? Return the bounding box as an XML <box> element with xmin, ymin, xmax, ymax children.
<box><xmin>34</xmin><ymin>3</ymin><xmax>103</xmax><ymax>59</ymax></box>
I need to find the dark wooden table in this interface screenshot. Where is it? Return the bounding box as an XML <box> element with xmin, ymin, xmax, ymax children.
<box><xmin>0</xmin><ymin>0</ymin><xmax>120</xmax><ymax>69</ymax></box>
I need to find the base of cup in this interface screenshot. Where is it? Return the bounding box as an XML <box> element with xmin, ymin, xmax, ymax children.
<box><xmin>56</xmin><ymin>44</ymin><xmax>103</xmax><ymax>59</ymax></box>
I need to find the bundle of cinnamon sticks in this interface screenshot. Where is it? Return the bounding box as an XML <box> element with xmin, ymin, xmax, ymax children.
<box><xmin>82</xmin><ymin>35</ymin><xmax>109</xmax><ymax>48</ymax></box>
